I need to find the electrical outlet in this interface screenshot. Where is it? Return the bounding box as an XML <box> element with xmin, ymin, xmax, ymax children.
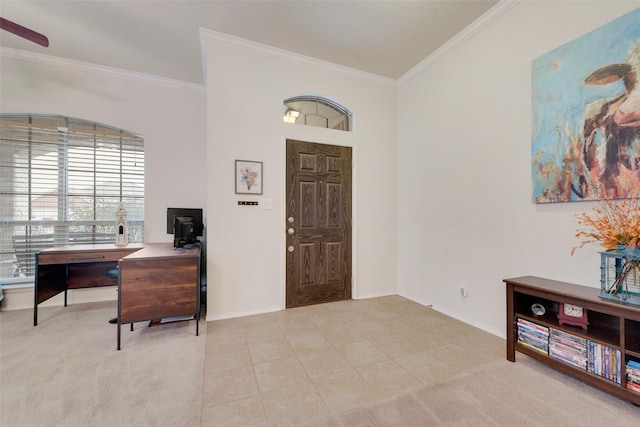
<box><xmin>460</xmin><ymin>282</ymin><xmax>468</xmax><ymax>297</ymax></box>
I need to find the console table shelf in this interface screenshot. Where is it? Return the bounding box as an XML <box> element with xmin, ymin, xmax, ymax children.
<box><xmin>505</xmin><ymin>276</ymin><xmax>640</xmax><ymax>405</ymax></box>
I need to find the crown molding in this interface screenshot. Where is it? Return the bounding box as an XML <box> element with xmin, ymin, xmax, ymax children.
<box><xmin>0</xmin><ymin>47</ymin><xmax>206</xmax><ymax>93</ymax></box>
<box><xmin>199</xmin><ymin>28</ymin><xmax>398</xmax><ymax>88</ymax></box>
<box><xmin>398</xmin><ymin>0</ymin><xmax>522</xmax><ymax>86</ymax></box>
<box><xmin>2</xmin><ymin>1</ymin><xmax>518</xmax><ymax>92</ymax></box>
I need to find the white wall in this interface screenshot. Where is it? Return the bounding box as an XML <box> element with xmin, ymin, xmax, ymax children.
<box><xmin>397</xmin><ymin>1</ymin><xmax>640</xmax><ymax>337</ymax></box>
<box><xmin>4</xmin><ymin>1</ymin><xmax>636</xmax><ymax>337</ymax></box>
<box><xmin>0</xmin><ymin>52</ymin><xmax>206</xmax><ymax>309</ymax></box>
<box><xmin>203</xmin><ymin>35</ymin><xmax>398</xmax><ymax>320</ymax></box>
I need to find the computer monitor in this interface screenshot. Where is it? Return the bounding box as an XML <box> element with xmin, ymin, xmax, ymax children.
<box><xmin>167</xmin><ymin>208</ymin><xmax>203</xmax><ymax>248</ymax></box>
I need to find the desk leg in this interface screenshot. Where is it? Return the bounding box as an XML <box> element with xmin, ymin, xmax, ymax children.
<box><xmin>33</xmin><ymin>285</ymin><xmax>38</xmax><ymax>326</ymax></box>
<box><xmin>33</xmin><ymin>254</ymin><xmax>39</xmax><ymax>326</ymax></box>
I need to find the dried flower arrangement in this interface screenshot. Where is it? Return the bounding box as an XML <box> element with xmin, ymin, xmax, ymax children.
<box><xmin>572</xmin><ymin>197</ymin><xmax>640</xmax><ymax>255</ymax></box>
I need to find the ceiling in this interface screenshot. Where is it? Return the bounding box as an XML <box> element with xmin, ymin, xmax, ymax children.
<box><xmin>0</xmin><ymin>1</ymin><xmax>500</xmax><ymax>84</ymax></box>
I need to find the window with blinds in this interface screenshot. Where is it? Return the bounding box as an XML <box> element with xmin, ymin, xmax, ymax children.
<box><xmin>0</xmin><ymin>114</ymin><xmax>144</xmax><ymax>283</ymax></box>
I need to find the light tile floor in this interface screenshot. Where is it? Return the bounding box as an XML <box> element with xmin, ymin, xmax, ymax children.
<box><xmin>200</xmin><ymin>296</ymin><xmax>504</xmax><ymax>426</ymax></box>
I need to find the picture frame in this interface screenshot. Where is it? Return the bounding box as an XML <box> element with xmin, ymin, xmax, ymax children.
<box><xmin>531</xmin><ymin>8</ymin><xmax>640</xmax><ymax>203</ymax></box>
<box><xmin>235</xmin><ymin>160</ymin><xmax>263</xmax><ymax>195</ymax></box>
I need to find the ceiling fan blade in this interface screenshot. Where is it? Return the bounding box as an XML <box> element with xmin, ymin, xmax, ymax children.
<box><xmin>0</xmin><ymin>17</ymin><xmax>49</xmax><ymax>47</ymax></box>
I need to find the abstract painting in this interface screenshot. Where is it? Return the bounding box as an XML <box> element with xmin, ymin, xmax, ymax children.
<box><xmin>532</xmin><ymin>8</ymin><xmax>640</xmax><ymax>203</ymax></box>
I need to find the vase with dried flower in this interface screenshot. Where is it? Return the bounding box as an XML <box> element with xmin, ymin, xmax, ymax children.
<box><xmin>573</xmin><ymin>196</ymin><xmax>640</xmax><ymax>306</ymax></box>
<box><xmin>572</xmin><ymin>197</ymin><xmax>640</xmax><ymax>255</ymax></box>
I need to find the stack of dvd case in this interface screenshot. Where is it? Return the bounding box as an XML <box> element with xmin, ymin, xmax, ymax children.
<box><xmin>626</xmin><ymin>359</ymin><xmax>640</xmax><ymax>393</ymax></box>
<box><xmin>517</xmin><ymin>318</ymin><xmax>549</xmax><ymax>355</ymax></box>
<box><xmin>549</xmin><ymin>328</ymin><xmax>587</xmax><ymax>369</ymax></box>
<box><xmin>587</xmin><ymin>342</ymin><xmax>621</xmax><ymax>384</ymax></box>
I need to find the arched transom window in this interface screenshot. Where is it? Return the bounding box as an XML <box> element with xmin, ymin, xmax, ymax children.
<box><xmin>283</xmin><ymin>96</ymin><xmax>351</xmax><ymax>131</ymax></box>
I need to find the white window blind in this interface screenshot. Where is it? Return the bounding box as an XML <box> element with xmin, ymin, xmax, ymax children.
<box><xmin>0</xmin><ymin>114</ymin><xmax>144</xmax><ymax>282</ymax></box>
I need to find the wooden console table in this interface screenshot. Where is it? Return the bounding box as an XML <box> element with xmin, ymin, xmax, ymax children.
<box><xmin>505</xmin><ymin>275</ymin><xmax>640</xmax><ymax>405</ymax></box>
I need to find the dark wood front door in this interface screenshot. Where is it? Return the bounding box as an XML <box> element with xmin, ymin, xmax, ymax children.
<box><xmin>286</xmin><ymin>139</ymin><xmax>352</xmax><ymax>307</ymax></box>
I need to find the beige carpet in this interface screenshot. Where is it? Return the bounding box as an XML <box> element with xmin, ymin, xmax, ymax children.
<box><xmin>2</xmin><ymin>298</ymin><xmax>640</xmax><ymax>426</ymax></box>
<box><xmin>1</xmin><ymin>300</ymin><xmax>206</xmax><ymax>427</ymax></box>
<box><xmin>306</xmin><ymin>355</ymin><xmax>640</xmax><ymax>426</ymax></box>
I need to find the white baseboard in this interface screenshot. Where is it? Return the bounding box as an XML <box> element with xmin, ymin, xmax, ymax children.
<box><xmin>205</xmin><ymin>305</ymin><xmax>283</xmax><ymax>322</ymax></box>
<box><xmin>432</xmin><ymin>305</ymin><xmax>504</xmax><ymax>339</ymax></box>
<box><xmin>0</xmin><ymin>286</ymin><xmax>117</xmax><ymax>311</ymax></box>
<box><xmin>353</xmin><ymin>290</ymin><xmax>398</xmax><ymax>300</ymax></box>
<box><xmin>398</xmin><ymin>292</ymin><xmax>504</xmax><ymax>339</ymax></box>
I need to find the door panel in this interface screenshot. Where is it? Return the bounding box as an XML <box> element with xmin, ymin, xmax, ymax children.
<box><xmin>286</xmin><ymin>139</ymin><xmax>352</xmax><ymax>307</ymax></box>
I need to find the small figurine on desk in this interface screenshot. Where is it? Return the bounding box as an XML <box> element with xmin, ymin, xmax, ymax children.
<box><xmin>115</xmin><ymin>202</ymin><xmax>128</xmax><ymax>246</ymax></box>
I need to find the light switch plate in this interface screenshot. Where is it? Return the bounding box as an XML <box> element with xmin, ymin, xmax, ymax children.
<box><xmin>259</xmin><ymin>198</ymin><xmax>272</xmax><ymax>209</ymax></box>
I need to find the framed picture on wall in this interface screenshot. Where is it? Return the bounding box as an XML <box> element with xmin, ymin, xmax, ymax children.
<box><xmin>235</xmin><ymin>160</ymin><xmax>263</xmax><ymax>195</ymax></box>
<box><xmin>531</xmin><ymin>8</ymin><xmax>640</xmax><ymax>203</ymax></box>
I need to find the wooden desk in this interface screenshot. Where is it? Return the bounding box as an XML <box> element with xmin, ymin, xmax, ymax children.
<box><xmin>117</xmin><ymin>243</ymin><xmax>201</xmax><ymax>350</ymax></box>
<box><xmin>34</xmin><ymin>243</ymin><xmax>144</xmax><ymax>325</ymax></box>
<box><xmin>34</xmin><ymin>242</ymin><xmax>201</xmax><ymax>350</ymax></box>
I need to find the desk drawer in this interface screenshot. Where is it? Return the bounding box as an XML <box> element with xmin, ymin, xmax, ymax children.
<box><xmin>67</xmin><ymin>262</ymin><xmax>119</xmax><ymax>288</ymax></box>
<box><xmin>38</xmin><ymin>248</ymin><xmax>138</xmax><ymax>265</ymax></box>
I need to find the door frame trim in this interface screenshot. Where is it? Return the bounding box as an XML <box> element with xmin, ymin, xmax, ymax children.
<box><xmin>281</xmin><ymin>135</ymin><xmax>358</xmax><ymax>307</ymax></box>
